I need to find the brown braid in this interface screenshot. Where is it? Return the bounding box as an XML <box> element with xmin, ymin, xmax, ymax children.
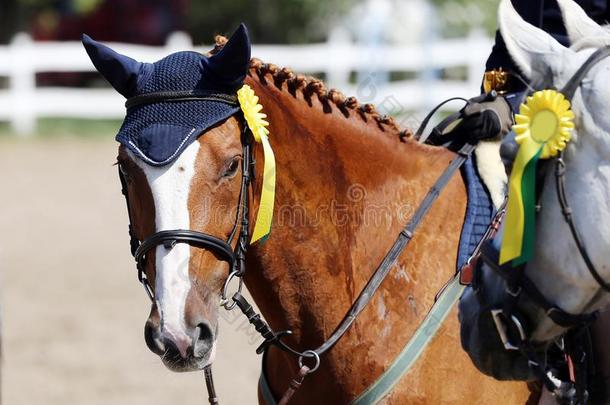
<box><xmin>208</xmin><ymin>36</ymin><xmax>412</xmax><ymax>141</ymax></box>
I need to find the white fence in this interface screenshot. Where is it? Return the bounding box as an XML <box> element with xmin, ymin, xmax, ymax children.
<box><xmin>0</xmin><ymin>31</ymin><xmax>493</xmax><ymax>135</ymax></box>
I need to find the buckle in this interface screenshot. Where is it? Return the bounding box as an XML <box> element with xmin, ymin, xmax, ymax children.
<box><xmin>491</xmin><ymin>309</ymin><xmax>527</xmax><ymax>351</ymax></box>
<box><xmin>459</xmin><ymin>256</ymin><xmax>475</xmax><ymax>285</ymax></box>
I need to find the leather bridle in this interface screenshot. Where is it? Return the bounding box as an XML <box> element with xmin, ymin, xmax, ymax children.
<box><xmin>119</xmin><ymin>93</ymin><xmax>258</xmax><ymax>404</ymax></box>
<box><xmin>117</xmin><ymin>86</ymin><xmax>497</xmax><ymax>403</ymax></box>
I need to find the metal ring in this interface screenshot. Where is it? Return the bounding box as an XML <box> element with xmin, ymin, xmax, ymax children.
<box><xmin>298</xmin><ymin>350</ymin><xmax>320</xmax><ymax>374</ymax></box>
<box><xmin>220</xmin><ymin>271</ymin><xmax>243</xmax><ymax>310</ymax></box>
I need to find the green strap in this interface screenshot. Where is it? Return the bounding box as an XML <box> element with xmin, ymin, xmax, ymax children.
<box><xmin>351</xmin><ymin>275</ymin><xmax>465</xmax><ymax>405</ymax></box>
<box><xmin>257</xmin><ymin>274</ymin><xmax>464</xmax><ymax>405</ymax></box>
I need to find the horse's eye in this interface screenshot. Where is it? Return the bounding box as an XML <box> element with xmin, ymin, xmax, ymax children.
<box><xmin>223</xmin><ymin>157</ymin><xmax>241</xmax><ymax>178</ymax></box>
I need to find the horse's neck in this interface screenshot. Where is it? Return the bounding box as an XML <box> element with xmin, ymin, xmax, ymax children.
<box><xmin>242</xmin><ymin>72</ymin><xmax>467</xmax><ymax>400</ymax></box>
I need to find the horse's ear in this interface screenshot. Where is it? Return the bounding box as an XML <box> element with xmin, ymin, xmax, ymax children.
<box><xmin>498</xmin><ymin>0</ymin><xmax>571</xmax><ymax>82</ymax></box>
<box><xmin>556</xmin><ymin>0</ymin><xmax>609</xmax><ymax>44</ymax></box>
<box><xmin>82</xmin><ymin>34</ymin><xmax>150</xmax><ymax>98</ymax></box>
<box><xmin>207</xmin><ymin>24</ymin><xmax>251</xmax><ymax>91</ymax></box>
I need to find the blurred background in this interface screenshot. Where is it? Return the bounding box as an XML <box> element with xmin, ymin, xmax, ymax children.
<box><xmin>0</xmin><ymin>0</ymin><xmax>498</xmax><ymax>404</ymax></box>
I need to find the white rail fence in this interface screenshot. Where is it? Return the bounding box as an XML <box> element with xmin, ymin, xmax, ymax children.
<box><xmin>0</xmin><ymin>31</ymin><xmax>492</xmax><ymax>135</ymax></box>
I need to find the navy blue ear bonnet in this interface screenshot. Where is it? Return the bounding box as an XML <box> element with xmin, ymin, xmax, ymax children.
<box><xmin>83</xmin><ymin>24</ymin><xmax>251</xmax><ymax>166</ymax></box>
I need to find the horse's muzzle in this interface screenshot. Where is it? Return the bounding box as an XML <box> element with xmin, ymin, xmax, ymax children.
<box><xmin>144</xmin><ymin>318</ymin><xmax>216</xmax><ymax>371</ymax></box>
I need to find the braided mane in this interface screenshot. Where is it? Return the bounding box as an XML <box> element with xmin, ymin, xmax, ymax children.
<box><xmin>209</xmin><ymin>36</ymin><xmax>412</xmax><ymax>142</ymax></box>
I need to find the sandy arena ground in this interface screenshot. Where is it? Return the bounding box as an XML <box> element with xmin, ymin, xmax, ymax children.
<box><xmin>0</xmin><ymin>136</ymin><xmax>260</xmax><ymax>405</ymax></box>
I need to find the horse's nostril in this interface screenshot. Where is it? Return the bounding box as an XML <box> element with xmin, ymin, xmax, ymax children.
<box><xmin>197</xmin><ymin>322</ymin><xmax>214</xmax><ymax>341</ymax></box>
<box><xmin>144</xmin><ymin>322</ymin><xmax>165</xmax><ymax>356</ymax></box>
<box><xmin>193</xmin><ymin>322</ymin><xmax>214</xmax><ymax>358</ymax></box>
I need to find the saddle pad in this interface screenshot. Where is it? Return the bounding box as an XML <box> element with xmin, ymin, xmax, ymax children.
<box><xmin>457</xmin><ymin>156</ymin><xmax>494</xmax><ymax>271</ymax></box>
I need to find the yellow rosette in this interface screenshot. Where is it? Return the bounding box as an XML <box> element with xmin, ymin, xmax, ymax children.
<box><xmin>237</xmin><ymin>84</ymin><xmax>276</xmax><ymax>244</ymax></box>
<box><xmin>500</xmin><ymin>90</ymin><xmax>574</xmax><ymax>265</ymax></box>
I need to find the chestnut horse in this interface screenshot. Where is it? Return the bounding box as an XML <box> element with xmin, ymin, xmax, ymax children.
<box><xmin>86</xmin><ymin>30</ymin><xmax>535</xmax><ymax>403</ymax></box>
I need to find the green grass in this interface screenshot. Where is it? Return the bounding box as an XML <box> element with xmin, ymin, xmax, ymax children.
<box><xmin>0</xmin><ymin>118</ymin><xmax>122</xmax><ymax>139</ymax></box>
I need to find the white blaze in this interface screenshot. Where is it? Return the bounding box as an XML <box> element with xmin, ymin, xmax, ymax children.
<box><xmin>129</xmin><ymin>141</ymin><xmax>200</xmax><ymax>357</ymax></box>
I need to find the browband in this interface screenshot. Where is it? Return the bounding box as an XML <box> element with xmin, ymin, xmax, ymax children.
<box><xmin>125</xmin><ymin>90</ymin><xmax>239</xmax><ymax>109</ymax></box>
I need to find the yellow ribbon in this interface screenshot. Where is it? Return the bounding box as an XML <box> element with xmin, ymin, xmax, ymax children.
<box><xmin>500</xmin><ymin>90</ymin><xmax>574</xmax><ymax>265</ymax></box>
<box><xmin>237</xmin><ymin>85</ymin><xmax>276</xmax><ymax>244</ymax></box>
